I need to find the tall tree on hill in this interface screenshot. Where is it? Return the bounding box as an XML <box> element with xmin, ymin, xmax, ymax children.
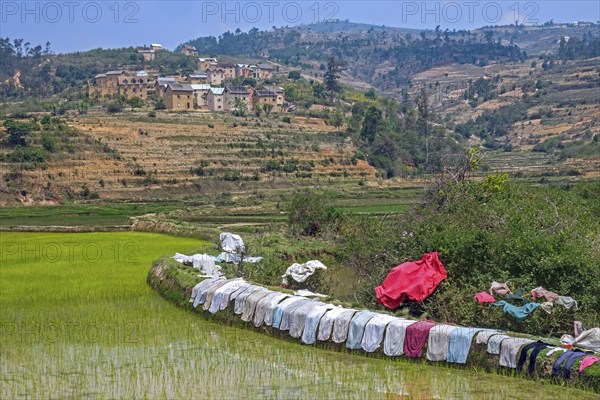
<box><xmin>324</xmin><ymin>56</ymin><xmax>347</xmax><ymax>100</ymax></box>
<box><xmin>360</xmin><ymin>105</ymin><xmax>382</xmax><ymax>144</ymax></box>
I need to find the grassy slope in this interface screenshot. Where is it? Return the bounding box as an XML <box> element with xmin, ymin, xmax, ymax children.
<box><xmin>1</xmin><ymin>232</ymin><xmax>598</xmax><ymax>398</ymax></box>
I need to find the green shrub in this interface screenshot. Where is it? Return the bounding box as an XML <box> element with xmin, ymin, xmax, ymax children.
<box><xmin>9</xmin><ymin>145</ymin><xmax>45</xmax><ymax>163</ymax></box>
<box><xmin>288</xmin><ymin>192</ymin><xmax>345</xmax><ymax>237</ymax></box>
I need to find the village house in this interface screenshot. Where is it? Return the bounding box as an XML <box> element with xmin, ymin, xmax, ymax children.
<box><xmin>206</xmin><ymin>87</ymin><xmax>225</xmax><ymax>111</ymax></box>
<box><xmin>235</xmin><ymin>64</ymin><xmax>251</xmax><ymax>79</ymax></box>
<box><xmin>250</xmin><ymin>64</ymin><xmax>275</xmax><ymax>80</ymax></box>
<box><xmin>253</xmin><ymin>86</ymin><xmax>284</xmax><ymax>113</ymax></box>
<box><xmin>91</xmin><ymin>70</ymin><xmax>151</xmax><ymax>99</ymax></box>
<box><xmin>206</xmin><ymin>68</ymin><xmax>225</xmax><ymax>86</ymax></box>
<box><xmin>164</xmin><ymin>83</ymin><xmax>195</xmax><ymax>110</ymax></box>
<box><xmin>223</xmin><ymin>86</ymin><xmax>252</xmax><ymax>112</ymax></box>
<box><xmin>150</xmin><ymin>43</ymin><xmax>163</xmax><ymax>51</ymax></box>
<box><xmin>190</xmin><ymin>84</ymin><xmax>212</xmax><ymax>108</ymax></box>
<box><xmin>137</xmin><ymin>49</ymin><xmax>155</xmax><ymax>62</ymax></box>
<box><xmin>216</xmin><ymin>62</ymin><xmax>237</xmax><ymax>80</ymax></box>
<box><xmin>198</xmin><ymin>57</ymin><xmax>218</xmax><ymax>71</ymax></box>
<box><xmin>181</xmin><ymin>44</ymin><xmax>198</xmax><ymax>56</ymax></box>
<box><xmin>154</xmin><ymin>77</ymin><xmax>178</xmax><ymax>98</ymax></box>
<box><xmin>186</xmin><ymin>71</ymin><xmax>208</xmax><ymax>83</ymax></box>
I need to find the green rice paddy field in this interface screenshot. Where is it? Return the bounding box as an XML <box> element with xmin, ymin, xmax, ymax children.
<box><xmin>0</xmin><ymin>232</ymin><xmax>597</xmax><ymax>399</ymax></box>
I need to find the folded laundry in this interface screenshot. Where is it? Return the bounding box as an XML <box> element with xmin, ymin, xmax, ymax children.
<box><xmin>499</xmin><ymin>337</ymin><xmax>535</xmax><ymax>369</ymax></box>
<box><xmin>493</xmin><ymin>301</ymin><xmax>540</xmax><ymax>322</ymax></box>
<box><xmin>447</xmin><ymin>327</ymin><xmax>482</xmax><ymax>364</ymax></box>
<box><xmin>404</xmin><ymin>320</ymin><xmax>437</xmax><ymax>358</ymax></box>
<box><xmin>383</xmin><ymin>319</ymin><xmax>417</xmax><ymax>357</ymax></box>
<box><xmin>426</xmin><ymin>325</ymin><xmax>458</xmax><ymax>362</ymax></box>
<box><xmin>346</xmin><ymin>311</ymin><xmax>379</xmax><ymax>350</ymax></box>
<box><xmin>474</xmin><ymin>292</ymin><xmax>496</xmax><ymax>304</ymax></box>
<box><xmin>361</xmin><ymin>314</ymin><xmax>397</xmax><ymax>353</ymax></box>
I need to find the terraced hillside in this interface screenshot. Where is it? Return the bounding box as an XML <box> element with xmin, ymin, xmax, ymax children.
<box><xmin>1</xmin><ymin>111</ymin><xmax>377</xmax><ymax>204</ymax></box>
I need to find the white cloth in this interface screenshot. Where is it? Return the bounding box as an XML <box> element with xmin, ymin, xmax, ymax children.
<box><xmin>556</xmin><ymin>296</ymin><xmax>578</xmax><ymax>310</ymax></box>
<box><xmin>202</xmin><ymin>279</ymin><xmax>233</xmax><ymax>311</ymax></box>
<box><xmin>282</xmin><ymin>260</ymin><xmax>327</xmax><ymax>285</ymax></box>
<box><xmin>317</xmin><ymin>307</ymin><xmax>347</xmax><ymax>341</ymax></box>
<box><xmin>173</xmin><ymin>253</ymin><xmax>221</xmax><ymax>276</ymax></box>
<box><xmin>271</xmin><ymin>296</ymin><xmax>304</xmax><ymax>328</ymax></box>
<box><xmin>361</xmin><ymin>314</ymin><xmax>397</xmax><ymax>353</ymax></box>
<box><xmin>263</xmin><ymin>294</ymin><xmax>295</xmax><ymax>327</ymax></box>
<box><xmin>192</xmin><ymin>278</ymin><xmax>225</xmax><ymax>308</ymax></box>
<box><xmin>487</xmin><ymin>334</ymin><xmax>511</xmax><ymax>355</ymax></box>
<box><xmin>546</xmin><ymin>347</ymin><xmax>565</xmax><ymax>356</ymax></box>
<box><xmin>220</xmin><ymin>232</ymin><xmax>245</xmax><ymax>253</ymax></box>
<box><xmin>209</xmin><ymin>279</ymin><xmax>246</xmax><ymax>314</ymax></box>
<box><xmin>234</xmin><ymin>286</ymin><xmax>263</xmax><ymax>315</ymax></box>
<box><xmin>279</xmin><ymin>299</ymin><xmax>311</xmax><ymax>331</ymax></box>
<box><xmin>426</xmin><ymin>325</ymin><xmax>458</xmax><ymax>362</ymax></box>
<box><xmin>241</xmin><ymin>289</ymin><xmax>272</xmax><ymax>322</ymax></box>
<box><xmin>190</xmin><ymin>278</ymin><xmax>218</xmax><ymax>304</ymax></box>
<box><xmin>255</xmin><ymin>292</ymin><xmax>288</xmax><ymax>327</ymax></box>
<box><xmin>475</xmin><ymin>329</ymin><xmax>503</xmax><ymax>345</ymax></box>
<box><xmin>229</xmin><ymin>283</ymin><xmax>252</xmax><ymax>301</ymax></box>
<box><xmin>294</xmin><ymin>289</ymin><xmax>328</xmax><ymax>298</ymax></box>
<box><xmin>561</xmin><ymin>327</ymin><xmax>600</xmax><ymax>353</ymax></box>
<box><xmin>302</xmin><ymin>303</ymin><xmax>336</xmax><ymax>344</ymax></box>
<box><xmin>332</xmin><ymin>309</ymin><xmax>358</xmax><ymax>343</ymax></box>
<box><xmin>289</xmin><ymin>301</ymin><xmax>323</xmax><ymax>338</ymax></box>
<box><xmin>499</xmin><ymin>337</ymin><xmax>534</xmax><ymax>368</ymax></box>
<box><xmin>383</xmin><ymin>319</ymin><xmax>416</xmax><ymax>356</ymax></box>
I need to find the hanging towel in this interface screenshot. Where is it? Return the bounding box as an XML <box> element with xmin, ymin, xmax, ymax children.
<box><xmin>383</xmin><ymin>319</ymin><xmax>417</xmax><ymax>357</ymax></box>
<box><xmin>241</xmin><ymin>289</ymin><xmax>272</xmax><ymax>322</ymax></box>
<box><xmin>193</xmin><ymin>278</ymin><xmax>226</xmax><ymax>308</ymax></box>
<box><xmin>426</xmin><ymin>325</ymin><xmax>458</xmax><ymax>362</ymax></box>
<box><xmin>271</xmin><ymin>297</ymin><xmax>304</xmax><ymax>329</ymax></box>
<box><xmin>279</xmin><ymin>299</ymin><xmax>312</xmax><ymax>331</ymax></box>
<box><xmin>490</xmin><ymin>281</ymin><xmax>511</xmax><ymax>296</ymax></box>
<box><xmin>229</xmin><ymin>283</ymin><xmax>252</xmax><ymax>301</ymax></box>
<box><xmin>331</xmin><ymin>309</ymin><xmax>358</xmax><ymax>344</ymax></box>
<box><xmin>302</xmin><ymin>303</ymin><xmax>336</xmax><ymax>345</ymax></box>
<box><xmin>361</xmin><ymin>314</ymin><xmax>398</xmax><ymax>353</ymax></box>
<box><xmin>203</xmin><ymin>279</ymin><xmax>235</xmax><ymax>311</ymax></box>
<box><xmin>493</xmin><ymin>301</ymin><xmax>540</xmax><ymax>322</ymax></box>
<box><xmin>447</xmin><ymin>327</ymin><xmax>482</xmax><ymax>364</ymax></box>
<box><xmin>254</xmin><ymin>292</ymin><xmax>288</xmax><ymax>327</ymax></box>
<box><xmin>234</xmin><ymin>286</ymin><xmax>263</xmax><ymax>315</ymax></box>
<box><xmin>316</xmin><ymin>307</ymin><xmax>346</xmax><ymax>341</ymax></box>
<box><xmin>474</xmin><ymin>292</ymin><xmax>496</xmax><ymax>304</ymax></box>
<box><xmin>289</xmin><ymin>301</ymin><xmax>323</xmax><ymax>338</ymax></box>
<box><xmin>579</xmin><ymin>356</ymin><xmax>600</xmax><ymax>373</ymax></box>
<box><xmin>404</xmin><ymin>320</ymin><xmax>437</xmax><ymax>358</ymax></box>
<box><xmin>487</xmin><ymin>334</ymin><xmax>511</xmax><ymax>354</ymax></box>
<box><xmin>500</xmin><ymin>337</ymin><xmax>535</xmax><ymax>368</ymax></box>
<box><xmin>190</xmin><ymin>278</ymin><xmax>219</xmax><ymax>305</ymax></box>
<box><xmin>209</xmin><ymin>279</ymin><xmax>246</xmax><ymax>313</ymax></box>
<box><xmin>346</xmin><ymin>311</ymin><xmax>379</xmax><ymax>350</ymax></box>
<box><xmin>475</xmin><ymin>329</ymin><xmax>503</xmax><ymax>345</ymax></box>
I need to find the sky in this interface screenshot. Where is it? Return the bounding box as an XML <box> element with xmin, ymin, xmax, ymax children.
<box><xmin>1</xmin><ymin>1</ymin><xmax>599</xmax><ymax>53</ymax></box>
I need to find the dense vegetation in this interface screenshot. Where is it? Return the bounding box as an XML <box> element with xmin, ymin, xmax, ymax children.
<box><xmin>286</xmin><ymin>176</ymin><xmax>600</xmax><ymax>336</ymax></box>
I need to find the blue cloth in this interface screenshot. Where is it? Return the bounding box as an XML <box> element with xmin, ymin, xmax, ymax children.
<box><xmin>447</xmin><ymin>327</ymin><xmax>481</xmax><ymax>364</ymax></box>
<box><xmin>346</xmin><ymin>311</ymin><xmax>378</xmax><ymax>350</ymax></box>
<box><xmin>563</xmin><ymin>351</ymin><xmax>587</xmax><ymax>379</ymax></box>
<box><xmin>552</xmin><ymin>350</ymin><xmax>585</xmax><ymax>377</ymax></box>
<box><xmin>301</xmin><ymin>304</ymin><xmax>333</xmax><ymax>345</ymax></box>
<box><xmin>517</xmin><ymin>341</ymin><xmax>548</xmax><ymax>372</ymax></box>
<box><xmin>493</xmin><ymin>301</ymin><xmax>540</xmax><ymax>322</ymax></box>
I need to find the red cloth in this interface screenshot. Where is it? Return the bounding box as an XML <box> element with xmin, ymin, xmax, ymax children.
<box><xmin>403</xmin><ymin>320</ymin><xmax>437</xmax><ymax>358</ymax></box>
<box><xmin>474</xmin><ymin>292</ymin><xmax>496</xmax><ymax>304</ymax></box>
<box><xmin>375</xmin><ymin>252</ymin><xmax>447</xmax><ymax>308</ymax></box>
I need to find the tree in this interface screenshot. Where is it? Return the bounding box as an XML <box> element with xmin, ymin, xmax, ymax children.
<box><xmin>262</xmin><ymin>103</ymin><xmax>273</xmax><ymax>117</ymax></box>
<box><xmin>4</xmin><ymin>119</ymin><xmax>31</xmax><ymax>147</ymax></box>
<box><xmin>360</xmin><ymin>105</ymin><xmax>382</xmax><ymax>144</ymax></box>
<box><xmin>324</xmin><ymin>56</ymin><xmax>347</xmax><ymax>99</ymax></box>
<box><xmin>331</xmin><ymin>108</ymin><xmax>344</xmax><ymax>130</ymax></box>
<box><xmin>254</xmin><ymin>103</ymin><xmax>263</xmax><ymax>118</ymax></box>
<box><xmin>288</xmin><ymin>70</ymin><xmax>302</xmax><ymax>80</ymax></box>
<box><xmin>126</xmin><ymin>96</ymin><xmax>144</xmax><ymax>111</ymax></box>
<box><xmin>232</xmin><ymin>97</ymin><xmax>247</xmax><ymax>117</ymax></box>
<box><xmin>416</xmin><ymin>86</ymin><xmax>429</xmax><ymax>137</ymax></box>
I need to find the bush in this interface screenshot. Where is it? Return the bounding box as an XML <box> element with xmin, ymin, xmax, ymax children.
<box><xmin>106</xmin><ymin>102</ymin><xmax>123</xmax><ymax>113</ymax></box>
<box><xmin>9</xmin><ymin>145</ymin><xmax>46</xmax><ymax>164</ymax></box>
<box><xmin>41</xmin><ymin>133</ymin><xmax>56</xmax><ymax>152</ymax></box>
<box><xmin>288</xmin><ymin>192</ymin><xmax>344</xmax><ymax>237</ymax></box>
<box><xmin>148</xmin><ymin>111</ymin><xmax>157</xmax><ymax>118</ymax></box>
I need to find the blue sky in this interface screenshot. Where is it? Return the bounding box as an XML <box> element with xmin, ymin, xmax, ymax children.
<box><xmin>1</xmin><ymin>1</ymin><xmax>598</xmax><ymax>53</ymax></box>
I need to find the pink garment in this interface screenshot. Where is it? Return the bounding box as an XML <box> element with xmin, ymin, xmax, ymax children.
<box><xmin>531</xmin><ymin>287</ymin><xmax>560</xmax><ymax>302</ymax></box>
<box><xmin>474</xmin><ymin>292</ymin><xmax>496</xmax><ymax>304</ymax></box>
<box><xmin>489</xmin><ymin>281</ymin><xmax>511</xmax><ymax>296</ymax></box>
<box><xmin>579</xmin><ymin>356</ymin><xmax>600</xmax><ymax>373</ymax></box>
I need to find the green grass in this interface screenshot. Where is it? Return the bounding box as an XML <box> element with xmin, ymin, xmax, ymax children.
<box><xmin>1</xmin><ymin>232</ymin><xmax>598</xmax><ymax>398</ymax></box>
